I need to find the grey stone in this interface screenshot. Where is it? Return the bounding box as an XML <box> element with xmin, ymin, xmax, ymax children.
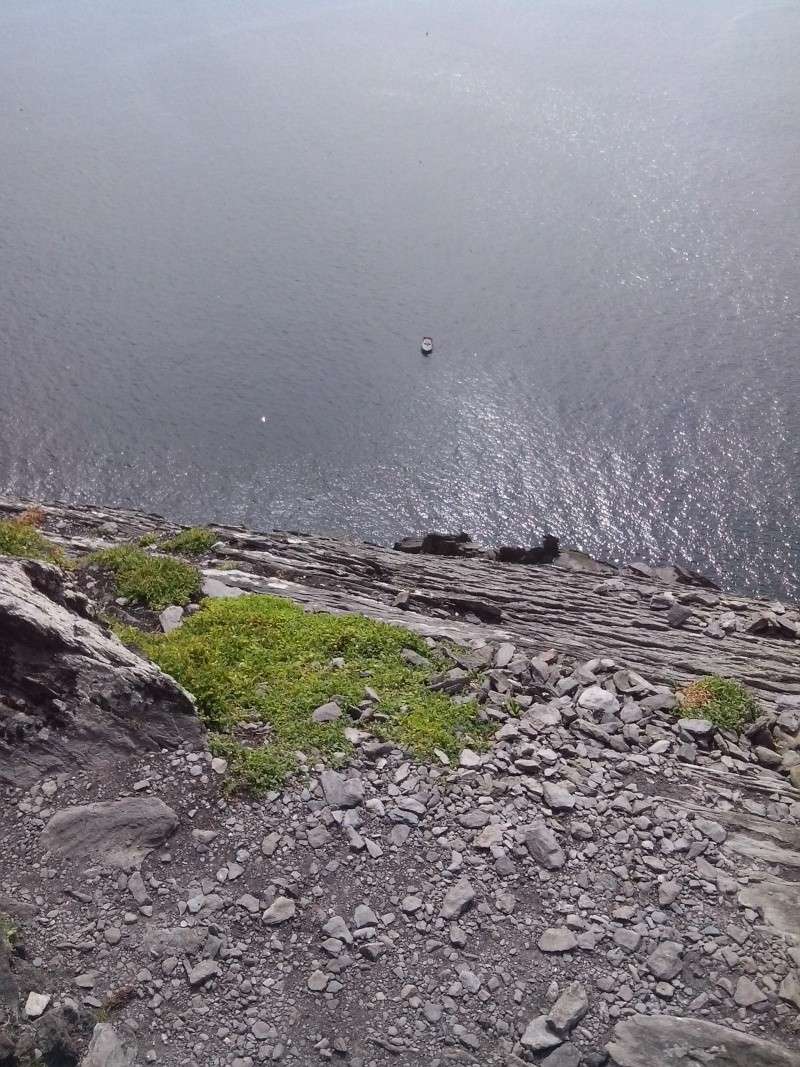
<box><xmin>187</xmin><ymin>959</ymin><xmax>221</xmax><ymax>986</ymax></box>
<box><xmin>606</xmin><ymin>1014</ymin><xmax>797</xmax><ymax>1067</ymax></box>
<box><xmin>779</xmin><ymin>970</ymin><xmax>800</xmax><ymax>1010</ymax></box>
<box><xmin>80</xmin><ymin>1023</ymin><xmax>137</xmax><ymax>1067</ymax></box>
<box><xmin>548</xmin><ymin>982</ymin><xmax>588</xmax><ymax>1036</ymax></box>
<box><xmin>354</xmin><ymin>904</ymin><xmax>378</xmax><ymax>929</ymax></box>
<box><xmin>577</xmin><ymin>685</ymin><xmax>620</xmax><ymax>715</ymax></box>
<box><xmin>733</xmin><ymin>975</ymin><xmax>766</xmax><ymax>1007</ymax></box>
<box><xmin>24</xmin><ymin>991</ymin><xmax>50</xmax><ymax>1018</ymax></box>
<box><xmin>541</xmin><ymin>1045</ymin><xmax>581</xmax><ymax>1067</ymax></box>
<box><xmin>320</xmin><ymin>769</ymin><xmax>364</xmax><ymax>809</ymax></box>
<box><xmin>520</xmin><ymin>1015</ymin><xmax>563</xmax><ymax>1052</ymax></box>
<box><xmin>323</xmin><ymin>916</ymin><xmax>353</xmax><ymax>944</ymax></box>
<box><xmin>159</xmin><ymin>605</ymin><xmax>184</xmax><ymax>633</ymax></box>
<box><xmin>439</xmin><ymin>877</ymin><xmax>475</xmax><ymax>920</ymax></box>
<box><xmin>262</xmin><ymin>896</ymin><xmax>296</xmax><ymax>925</ymax></box>
<box><xmin>543</xmin><ymin>782</ymin><xmax>576</xmax><ymax>811</ymax></box>
<box><xmin>495</xmin><ymin>642</ymin><xmax>516</xmax><ymax>668</ymax></box>
<box><xmin>676</xmin><ymin>718</ymin><xmax>714</xmax><ymax>737</ymax></box>
<box><xmin>645</xmin><ymin>940</ymin><xmax>683</xmax><ymax>981</ymax></box>
<box><xmin>312</xmin><ymin>701</ymin><xmax>341</xmax><ymax>723</ymax></box>
<box><xmin>42</xmin><ymin>797</ymin><xmax>179</xmax><ymax>871</ymax></box>
<box><xmin>614</xmin><ymin>928</ymin><xmax>641</xmax><ymax>953</ymax></box>
<box><xmin>307</xmin><ymin>969</ymin><xmax>329</xmax><ymax>992</ymax></box>
<box><xmin>522</xmin><ymin>819</ymin><xmax>566</xmax><ymax>870</ymax></box>
<box><xmin>307</xmin><ymin>824</ymin><xmax>332</xmax><ymax>848</ymax></box>
<box><xmin>538</xmin><ymin>928</ymin><xmax>577</xmax><ymax>953</ymax></box>
<box><xmin>666</xmin><ymin>604</ymin><xmax>692</xmax><ymax>628</ymax></box>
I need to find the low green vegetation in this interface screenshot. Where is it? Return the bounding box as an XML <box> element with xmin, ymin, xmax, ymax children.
<box><xmin>0</xmin><ymin>913</ymin><xmax>18</xmax><ymax>950</ymax></box>
<box><xmin>86</xmin><ymin>546</ymin><xmax>200</xmax><ymax>611</ymax></box>
<box><xmin>680</xmin><ymin>675</ymin><xmax>759</xmax><ymax>732</ymax></box>
<box><xmin>0</xmin><ymin>516</ymin><xmax>65</xmax><ymax>565</ymax></box>
<box><xmin>127</xmin><ymin>595</ymin><xmax>488</xmax><ymax>791</ymax></box>
<box><xmin>160</xmin><ymin>527</ymin><xmax>218</xmax><ymax>556</ymax></box>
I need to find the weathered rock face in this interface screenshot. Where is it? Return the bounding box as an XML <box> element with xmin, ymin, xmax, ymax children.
<box><xmin>606</xmin><ymin>1014</ymin><xmax>799</xmax><ymax>1066</ymax></box>
<box><xmin>0</xmin><ymin>556</ymin><xmax>201</xmax><ymax>787</ymax></box>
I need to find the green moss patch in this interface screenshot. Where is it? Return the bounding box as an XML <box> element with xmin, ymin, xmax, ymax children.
<box><xmin>128</xmin><ymin>595</ymin><xmax>488</xmax><ymax>791</ymax></box>
<box><xmin>0</xmin><ymin>518</ymin><xmax>65</xmax><ymax>565</ymax></box>
<box><xmin>680</xmin><ymin>675</ymin><xmax>759</xmax><ymax>732</ymax></box>
<box><xmin>160</xmin><ymin>527</ymin><xmax>219</xmax><ymax>556</ymax></box>
<box><xmin>86</xmin><ymin>547</ymin><xmax>200</xmax><ymax>611</ymax></box>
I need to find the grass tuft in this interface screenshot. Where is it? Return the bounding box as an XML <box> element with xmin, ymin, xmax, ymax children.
<box><xmin>160</xmin><ymin>527</ymin><xmax>219</xmax><ymax>556</ymax></box>
<box><xmin>86</xmin><ymin>546</ymin><xmax>200</xmax><ymax>611</ymax></box>
<box><xmin>679</xmin><ymin>675</ymin><xmax>759</xmax><ymax>732</ymax></box>
<box><xmin>125</xmin><ymin>595</ymin><xmax>488</xmax><ymax>791</ymax></box>
<box><xmin>0</xmin><ymin>914</ymin><xmax>18</xmax><ymax>950</ymax></box>
<box><xmin>0</xmin><ymin>515</ymin><xmax>65</xmax><ymax>565</ymax></box>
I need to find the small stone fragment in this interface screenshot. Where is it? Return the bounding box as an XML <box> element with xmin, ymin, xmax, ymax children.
<box><xmin>538</xmin><ymin>928</ymin><xmax>577</xmax><ymax>954</ymax></box>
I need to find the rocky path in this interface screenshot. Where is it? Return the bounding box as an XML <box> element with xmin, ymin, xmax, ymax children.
<box><xmin>1</xmin><ymin>499</ymin><xmax>799</xmax><ymax>1066</ymax></box>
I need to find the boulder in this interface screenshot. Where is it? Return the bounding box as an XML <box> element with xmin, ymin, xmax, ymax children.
<box><xmin>606</xmin><ymin>1014</ymin><xmax>797</xmax><ymax>1066</ymax></box>
<box><xmin>0</xmin><ymin>556</ymin><xmax>200</xmax><ymax>787</ymax></box>
<box><xmin>42</xmin><ymin>797</ymin><xmax>179</xmax><ymax>870</ymax></box>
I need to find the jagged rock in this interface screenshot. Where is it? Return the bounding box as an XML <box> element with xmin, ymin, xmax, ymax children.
<box><xmin>606</xmin><ymin>1014</ymin><xmax>797</xmax><ymax>1066</ymax></box>
<box><xmin>158</xmin><ymin>605</ymin><xmax>184</xmax><ymax>633</ymax></box>
<box><xmin>24</xmin><ymin>991</ymin><xmax>50</xmax><ymax>1018</ymax></box>
<box><xmin>548</xmin><ymin>982</ymin><xmax>588</xmax><ymax>1036</ymax></box>
<box><xmin>262</xmin><ymin>896</ymin><xmax>296</xmax><ymax>925</ymax></box>
<box><xmin>320</xmin><ymin>770</ymin><xmax>364</xmax><ymax>809</ymax></box>
<box><xmin>645</xmin><ymin>941</ymin><xmax>683</xmax><ymax>981</ymax></box>
<box><xmin>522</xmin><ymin>819</ymin><xmax>566</xmax><ymax>870</ymax></box>
<box><xmin>520</xmin><ymin>1016</ymin><xmax>563</xmax><ymax>1052</ymax></box>
<box><xmin>0</xmin><ymin>556</ymin><xmax>199</xmax><ymax>787</ymax></box>
<box><xmin>81</xmin><ymin>1023</ymin><xmax>136</xmax><ymax>1067</ymax></box>
<box><xmin>538</xmin><ymin>928</ymin><xmax>577</xmax><ymax>953</ymax></box>
<box><xmin>42</xmin><ymin>797</ymin><xmax>179</xmax><ymax>870</ymax></box>
<box><xmin>439</xmin><ymin>878</ymin><xmax>475</xmax><ymax>920</ymax></box>
<box><xmin>541</xmin><ymin>1045</ymin><xmax>581</xmax><ymax>1067</ymax></box>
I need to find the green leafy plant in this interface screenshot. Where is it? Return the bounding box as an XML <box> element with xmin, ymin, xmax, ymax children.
<box><xmin>0</xmin><ymin>914</ymin><xmax>18</xmax><ymax>949</ymax></box>
<box><xmin>160</xmin><ymin>527</ymin><xmax>219</xmax><ymax>556</ymax></box>
<box><xmin>679</xmin><ymin>675</ymin><xmax>759</xmax><ymax>732</ymax></box>
<box><xmin>126</xmin><ymin>595</ymin><xmax>488</xmax><ymax>791</ymax></box>
<box><xmin>0</xmin><ymin>516</ymin><xmax>65</xmax><ymax>565</ymax></box>
<box><xmin>85</xmin><ymin>547</ymin><xmax>200</xmax><ymax>611</ymax></box>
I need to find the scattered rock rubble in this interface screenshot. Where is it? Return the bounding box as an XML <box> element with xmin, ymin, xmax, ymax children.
<box><xmin>0</xmin><ymin>499</ymin><xmax>799</xmax><ymax>1066</ymax></box>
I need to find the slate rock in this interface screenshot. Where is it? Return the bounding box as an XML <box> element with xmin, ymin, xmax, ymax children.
<box><xmin>645</xmin><ymin>941</ymin><xmax>683</xmax><ymax>981</ymax></box>
<box><xmin>520</xmin><ymin>1015</ymin><xmax>563</xmax><ymax>1052</ymax></box>
<box><xmin>320</xmin><ymin>770</ymin><xmax>364</xmax><ymax>809</ymax></box>
<box><xmin>522</xmin><ymin>819</ymin><xmax>566</xmax><ymax>870</ymax></box>
<box><xmin>548</xmin><ymin>982</ymin><xmax>589</xmax><ymax>1036</ymax></box>
<box><xmin>539</xmin><ymin>928</ymin><xmax>577</xmax><ymax>953</ymax></box>
<box><xmin>80</xmin><ymin>1023</ymin><xmax>137</xmax><ymax>1067</ymax></box>
<box><xmin>262</xmin><ymin>896</ymin><xmax>296</xmax><ymax>925</ymax></box>
<box><xmin>42</xmin><ymin>797</ymin><xmax>179</xmax><ymax>870</ymax></box>
<box><xmin>606</xmin><ymin>1014</ymin><xmax>797</xmax><ymax>1067</ymax></box>
<box><xmin>439</xmin><ymin>878</ymin><xmax>475</xmax><ymax>920</ymax></box>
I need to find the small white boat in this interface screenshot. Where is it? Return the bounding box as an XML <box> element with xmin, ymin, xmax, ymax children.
<box><xmin>421</xmin><ymin>336</ymin><xmax>433</xmax><ymax>355</ymax></box>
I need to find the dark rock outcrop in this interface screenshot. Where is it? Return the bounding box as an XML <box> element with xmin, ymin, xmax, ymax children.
<box><xmin>0</xmin><ymin>556</ymin><xmax>201</xmax><ymax>787</ymax></box>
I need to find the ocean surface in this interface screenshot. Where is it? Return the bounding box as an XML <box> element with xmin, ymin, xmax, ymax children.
<box><xmin>2</xmin><ymin>0</ymin><xmax>799</xmax><ymax>598</ymax></box>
